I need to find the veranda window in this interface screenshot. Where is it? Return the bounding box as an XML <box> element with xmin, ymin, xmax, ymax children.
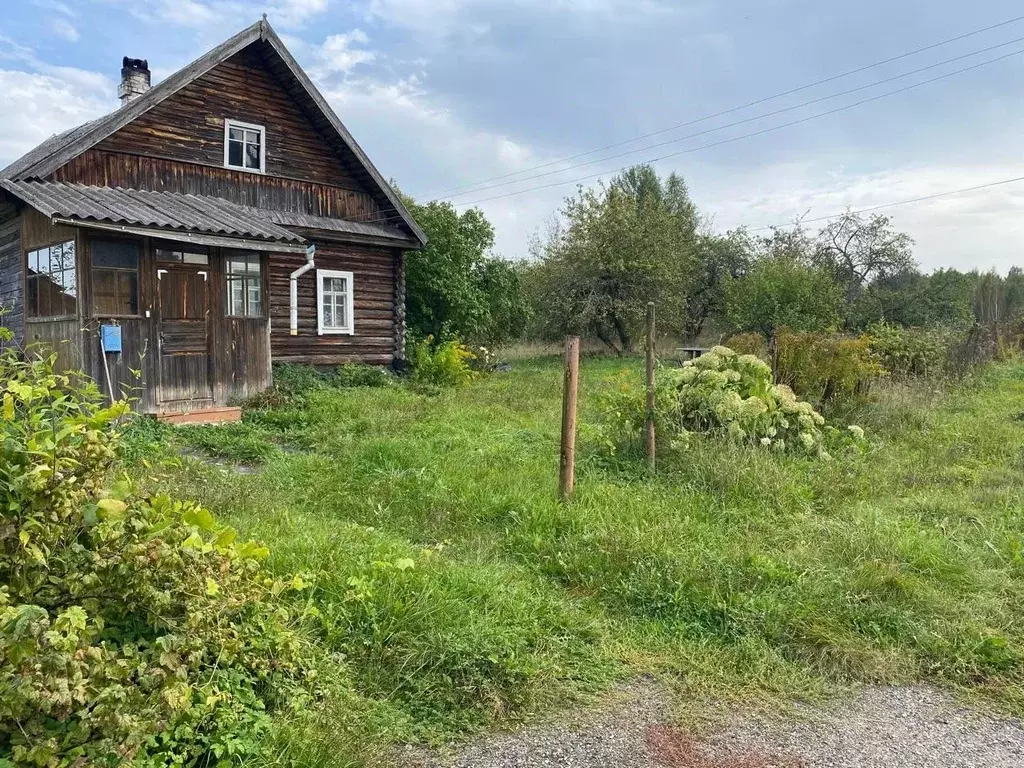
<box><xmin>26</xmin><ymin>240</ymin><xmax>77</xmax><ymax>318</ymax></box>
<box><xmin>92</xmin><ymin>240</ymin><xmax>139</xmax><ymax>316</ymax></box>
<box><xmin>226</xmin><ymin>253</ymin><xmax>262</xmax><ymax>317</ymax></box>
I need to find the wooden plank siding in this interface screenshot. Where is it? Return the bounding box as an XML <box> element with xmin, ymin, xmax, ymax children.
<box><xmin>89</xmin><ymin>47</ymin><xmax>374</xmax><ymax>193</ymax></box>
<box><xmin>269</xmin><ymin>242</ymin><xmax>399</xmax><ymax>366</ymax></box>
<box><xmin>0</xmin><ymin>205</ymin><xmax>23</xmax><ymax>346</ymax></box>
<box><xmin>53</xmin><ymin>150</ymin><xmax>380</xmax><ymax>220</ymax></box>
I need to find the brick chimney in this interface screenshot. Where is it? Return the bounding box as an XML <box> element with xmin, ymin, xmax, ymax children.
<box><xmin>118</xmin><ymin>57</ymin><xmax>151</xmax><ymax>107</ymax></box>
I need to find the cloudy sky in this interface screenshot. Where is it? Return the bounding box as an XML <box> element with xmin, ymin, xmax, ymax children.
<box><xmin>2</xmin><ymin>0</ymin><xmax>1024</xmax><ymax>271</ymax></box>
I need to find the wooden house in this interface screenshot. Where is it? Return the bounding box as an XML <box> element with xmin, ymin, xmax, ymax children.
<box><xmin>0</xmin><ymin>18</ymin><xmax>426</xmax><ymax>417</ymax></box>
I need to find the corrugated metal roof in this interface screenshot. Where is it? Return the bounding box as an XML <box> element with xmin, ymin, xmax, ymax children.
<box><xmin>0</xmin><ymin>180</ymin><xmax>304</xmax><ymax>244</ymax></box>
<box><xmin>247</xmin><ymin>208</ymin><xmax>416</xmax><ymax>243</ymax></box>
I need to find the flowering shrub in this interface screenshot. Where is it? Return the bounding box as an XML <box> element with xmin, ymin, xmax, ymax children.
<box><xmin>603</xmin><ymin>346</ymin><xmax>864</xmax><ymax>457</ymax></box>
<box><xmin>408</xmin><ymin>336</ymin><xmax>478</xmax><ymax>386</ymax></box>
<box><xmin>0</xmin><ymin>337</ymin><xmax>318</xmax><ymax>766</ymax></box>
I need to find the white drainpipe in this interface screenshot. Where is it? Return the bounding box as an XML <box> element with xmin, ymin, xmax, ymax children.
<box><xmin>290</xmin><ymin>245</ymin><xmax>315</xmax><ymax>335</ymax></box>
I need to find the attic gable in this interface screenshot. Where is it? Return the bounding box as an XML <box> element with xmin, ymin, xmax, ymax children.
<box><xmin>92</xmin><ymin>44</ymin><xmax>363</xmax><ymax>190</ymax></box>
<box><xmin>0</xmin><ymin>20</ymin><xmax>425</xmax><ymax>246</ymax></box>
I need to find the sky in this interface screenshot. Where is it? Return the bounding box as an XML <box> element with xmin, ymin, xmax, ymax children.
<box><xmin>1</xmin><ymin>0</ymin><xmax>1023</xmax><ymax>272</ymax></box>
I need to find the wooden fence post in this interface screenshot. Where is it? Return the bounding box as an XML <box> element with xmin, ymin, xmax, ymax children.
<box><xmin>559</xmin><ymin>335</ymin><xmax>580</xmax><ymax>501</ymax></box>
<box><xmin>645</xmin><ymin>302</ymin><xmax>656</xmax><ymax>470</ymax></box>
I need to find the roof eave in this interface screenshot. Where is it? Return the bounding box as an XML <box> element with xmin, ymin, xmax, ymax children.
<box><xmin>259</xmin><ymin>25</ymin><xmax>428</xmax><ymax>248</ymax></box>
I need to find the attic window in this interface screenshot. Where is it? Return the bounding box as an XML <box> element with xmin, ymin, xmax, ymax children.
<box><xmin>224</xmin><ymin>119</ymin><xmax>265</xmax><ymax>173</ymax></box>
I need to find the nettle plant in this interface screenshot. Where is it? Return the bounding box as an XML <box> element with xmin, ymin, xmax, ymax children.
<box><xmin>0</xmin><ymin>332</ymin><xmax>318</xmax><ymax>767</ymax></box>
<box><xmin>605</xmin><ymin>346</ymin><xmax>864</xmax><ymax>457</ymax></box>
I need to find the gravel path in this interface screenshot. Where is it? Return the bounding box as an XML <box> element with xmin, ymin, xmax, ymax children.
<box><xmin>404</xmin><ymin>681</ymin><xmax>1024</xmax><ymax>768</ymax></box>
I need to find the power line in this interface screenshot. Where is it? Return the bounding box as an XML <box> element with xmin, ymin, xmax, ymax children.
<box><xmin>440</xmin><ymin>34</ymin><xmax>1024</xmax><ymax>200</ymax></box>
<box><xmin>422</xmin><ymin>12</ymin><xmax>1024</xmax><ymax>198</ymax></box>
<box><xmin>746</xmin><ymin>175</ymin><xmax>1024</xmax><ymax>232</ymax></box>
<box><xmin>452</xmin><ymin>46</ymin><xmax>1024</xmax><ymax>207</ymax></box>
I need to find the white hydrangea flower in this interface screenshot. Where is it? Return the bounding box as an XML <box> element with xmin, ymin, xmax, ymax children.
<box><xmin>847</xmin><ymin>425</ymin><xmax>865</xmax><ymax>441</ymax></box>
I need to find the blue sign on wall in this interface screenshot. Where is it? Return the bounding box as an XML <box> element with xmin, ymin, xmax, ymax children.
<box><xmin>100</xmin><ymin>324</ymin><xmax>122</xmax><ymax>353</ymax></box>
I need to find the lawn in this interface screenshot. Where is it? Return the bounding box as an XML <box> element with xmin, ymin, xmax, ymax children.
<box><xmin>126</xmin><ymin>356</ymin><xmax>1024</xmax><ymax>766</ymax></box>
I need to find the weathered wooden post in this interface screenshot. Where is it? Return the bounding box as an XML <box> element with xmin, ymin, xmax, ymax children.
<box><xmin>559</xmin><ymin>335</ymin><xmax>580</xmax><ymax>501</ymax></box>
<box><xmin>645</xmin><ymin>302</ymin><xmax>656</xmax><ymax>470</ymax></box>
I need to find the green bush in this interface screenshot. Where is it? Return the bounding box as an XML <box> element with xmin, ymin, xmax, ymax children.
<box><xmin>408</xmin><ymin>336</ymin><xmax>478</xmax><ymax>387</ymax></box>
<box><xmin>0</xmin><ymin>341</ymin><xmax>318</xmax><ymax>766</ymax></box>
<box><xmin>774</xmin><ymin>329</ymin><xmax>885</xmax><ymax>404</ymax></box>
<box><xmin>603</xmin><ymin>346</ymin><xmax>864</xmax><ymax>457</ymax></box>
<box><xmin>865</xmin><ymin>322</ymin><xmax>960</xmax><ymax>378</ymax></box>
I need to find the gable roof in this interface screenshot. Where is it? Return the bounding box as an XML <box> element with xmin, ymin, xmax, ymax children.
<box><xmin>1</xmin><ymin>19</ymin><xmax>426</xmax><ymax>247</ymax></box>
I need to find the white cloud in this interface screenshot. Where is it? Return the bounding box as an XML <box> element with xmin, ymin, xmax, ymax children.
<box><xmin>0</xmin><ymin>68</ymin><xmax>112</xmax><ymax>167</ymax></box>
<box><xmin>114</xmin><ymin>0</ymin><xmax>329</xmax><ymax>30</ymax></box>
<box><xmin>50</xmin><ymin>18</ymin><xmax>80</xmax><ymax>42</ymax></box>
<box><xmin>315</xmin><ymin>29</ymin><xmax>375</xmax><ymax>75</ymax></box>
<box><xmin>698</xmin><ymin>162</ymin><xmax>1024</xmax><ymax>274</ymax></box>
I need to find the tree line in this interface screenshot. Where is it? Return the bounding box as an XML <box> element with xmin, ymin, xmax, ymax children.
<box><xmin>400</xmin><ymin>166</ymin><xmax>1024</xmax><ymax>353</ymax></box>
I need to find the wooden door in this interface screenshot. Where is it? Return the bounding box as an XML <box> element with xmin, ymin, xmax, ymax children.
<box><xmin>156</xmin><ymin>266</ymin><xmax>213</xmax><ymax>407</ymax></box>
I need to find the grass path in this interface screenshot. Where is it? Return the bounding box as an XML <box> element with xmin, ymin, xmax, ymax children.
<box><xmin>129</xmin><ymin>359</ymin><xmax>1024</xmax><ymax>765</ymax></box>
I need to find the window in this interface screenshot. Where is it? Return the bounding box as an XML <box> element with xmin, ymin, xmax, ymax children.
<box><xmin>317</xmin><ymin>269</ymin><xmax>354</xmax><ymax>335</ymax></box>
<box><xmin>155</xmin><ymin>246</ymin><xmax>209</xmax><ymax>264</ymax></box>
<box><xmin>26</xmin><ymin>240</ymin><xmax>77</xmax><ymax>318</ymax></box>
<box><xmin>226</xmin><ymin>253</ymin><xmax>262</xmax><ymax>317</ymax></box>
<box><xmin>92</xmin><ymin>239</ymin><xmax>140</xmax><ymax>316</ymax></box>
<box><xmin>223</xmin><ymin>119</ymin><xmax>265</xmax><ymax>173</ymax></box>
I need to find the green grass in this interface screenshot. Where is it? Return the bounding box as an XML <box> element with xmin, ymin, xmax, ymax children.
<box><xmin>124</xmin><ymin>359</ymin><xmax>1024</xmax><ymax>765</ymax></box>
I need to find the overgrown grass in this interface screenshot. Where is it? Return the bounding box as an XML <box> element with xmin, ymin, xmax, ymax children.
<box><xmin>125</xmin><ymin>358</ymin><xmax>1024</xmax><ymax>765</ymax></box>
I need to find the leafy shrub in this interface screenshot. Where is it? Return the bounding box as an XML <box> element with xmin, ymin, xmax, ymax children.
<box><xmin>774</xmin><ymin>329</ymin><xmax>885</xmax><ymax>404</ymax></box>
<box><xmin>603</xmin><ymin>346</ymin><xmax>864</xmax><ymax>457</ymax></box>
<box><xmin>0</xmin><ymin>340</ymin><xmax>318</xmax><ymax>766</ymax></box>
<box><xmin>865</xmin><ymin>322</ymin><xmax>956</xmax><ymax>378</ymax></box>
<box><xmin>723</xmin><ymin>332</ymin><xmax>767</xmax><ymax>358</ymax></box>
<box><xmin>408</xmin><ymin>336</ymin><xmax>478</xmax><ymax>387</ymax></box>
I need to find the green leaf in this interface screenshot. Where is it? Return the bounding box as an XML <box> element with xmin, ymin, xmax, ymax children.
<box><xmin>205</xmin><ymin>577</ymin><xmax>220</xmax><ymax>596</ymax></box>
<box><xmin>215</xmin><ymin>526</ymin><xmax>238</xmax><ymax>548</ymax></box>
<box><xmin>97</xmin><ymin>498</ymin><xmax>128</xmax><ymax>519</ymax></box>
<box><xmin>394</xmin><ymin>558</ymin><xmax>416</xmax><ymax>571</ymax></box>
<box><xmin>236</xmin><ymin>540</ymin><xmax>270</xmax><ymax>560</ymax></box>
<box><xmin>184</xmin><ymin>506</ymin><xmax>216</xmax><ymax>532</ymax></box>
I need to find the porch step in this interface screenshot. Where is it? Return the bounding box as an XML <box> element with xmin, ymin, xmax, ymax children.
<box><xmin>157</xmin><ymin>406</ymin><xmax>243</xmax><ymax>425</ymax></box>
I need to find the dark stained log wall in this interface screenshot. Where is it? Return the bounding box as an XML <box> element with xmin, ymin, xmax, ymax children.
<box><xmin>90</xmin><ymin>47</ymin><xmax>373</xmax><ymax>192</ymax></box>
<box><xmin>0</xmin><ymin>207</ymin><xmax>23</xmax><ymax>346</ymax></box>
<box><xmin>53</xmin><ymin>150</ymin><xmax>380</xmax><ymax>220</ymax></box>
<box><xmin>268</xmin><ymin>241</ymin><xmax>398</xmax><ymax>366</ymax></box>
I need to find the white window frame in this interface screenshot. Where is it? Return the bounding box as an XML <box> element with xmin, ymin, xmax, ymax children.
<box><xmin>223</xmin><ymin>119</ymin><xmax>266</xmax><ymax>174</ymax></box>
<box><xmin>316</xmin><ymin>269</ymin><xmax>355</xmax><ymax>335</ymax></box>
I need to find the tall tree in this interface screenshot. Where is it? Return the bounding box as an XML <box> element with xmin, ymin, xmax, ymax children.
<box><xmin>528</xmin><ymin>165</ymin><xmax>699</xmax><ymax>353</ymax></box>
<box><xmin>724</xmin><ymin>227</ymin><xmax>843</xmax><ymax>337</ymax></box>
<box><xmin>400</xmin><ymin>194</ymin><xmax>530</xmax><ymax>345</ymax></box>
<box><xmin>814</xmin><ymin>211</ymin><xmax>915</xmax><ymax>302</ymax></box>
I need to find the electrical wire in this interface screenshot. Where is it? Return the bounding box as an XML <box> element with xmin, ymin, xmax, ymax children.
<box><xmin>745</xmin><ymin>174</ymin><xmax>1024</xmax><ymax>232</ymax></box>
<box><xmin>439</xmin><ymin>34</ymin><xmax>1024</xmax><ymax>200</ymax></box>
<box><xmin>451</xmin><ymin>46</ymin><xmax>1024</xmax><ymax>207</ymax></box>
<box><xmin>422</xmin><ymin>12</ymin><xmax>1024</xmax><ymax>198</ymax></box>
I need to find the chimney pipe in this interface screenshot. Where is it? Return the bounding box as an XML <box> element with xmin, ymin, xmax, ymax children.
<box><xmin>118</xmin><ymin>57</ymin><xmax>151</xmax><ymax>107</ymax></box>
